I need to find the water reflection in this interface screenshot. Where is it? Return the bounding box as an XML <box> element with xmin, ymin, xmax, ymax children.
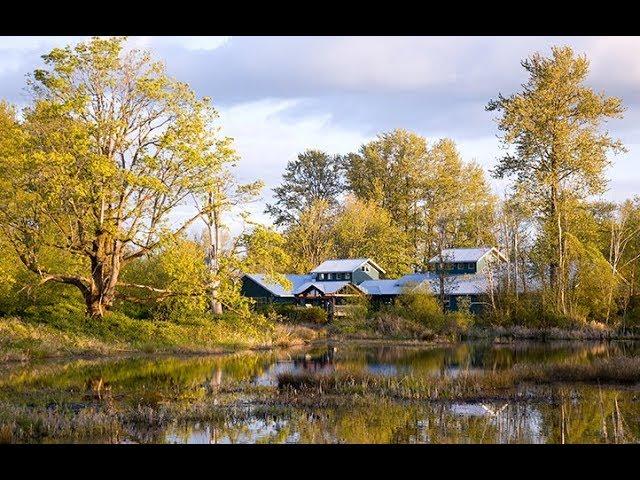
<box><xmin>1</xmin><ymin>340</ymin><xmax>639</xmax><ymax>443</ymax></box>
<box><xmin>158</xmin><ymin>387</ymin><xmax>640</xmax><ymax>444</ymax></box>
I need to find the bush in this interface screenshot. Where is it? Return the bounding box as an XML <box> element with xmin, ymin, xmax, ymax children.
<box><xmin>372</xmin><ymin>312</ymin><xmax>434</xmax><ymax>340</ymax></box>
<box><xmin>391</xmin><ymin>292</ymin><xmax>445</xmax><ymax>330</ymax></box>
<box><xmin>272</xmin><ymin>304</ymin><xmax>328</xmax><ymax>324</ymax></box>
<box><xmin>386</xmin><ymin>292</ymin><xmax>475</xmax><ymax>338</ymax></box>
<box><xmin>330</xmin><ymin>314</ymin><xmax>372</xmax><ymax>336</ymax></box>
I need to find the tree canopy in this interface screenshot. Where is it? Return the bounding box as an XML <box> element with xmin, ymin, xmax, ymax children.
<box><xmin>0</xmin><ymin>37</ymin><xmax>240</xmax><ymax>317</ymax></box>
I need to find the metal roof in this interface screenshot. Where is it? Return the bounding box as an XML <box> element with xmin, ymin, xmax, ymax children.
<box><xmin>396</xmin><ymin>273</ymin><xmax>436</xmax><ymax>284</ymax></box>
<box><xmin>361</xmin><ymin>275</ymin><xmax>492</xmax><ymax>296</ymax></box>
<box><xmin>358</xmin><ymin>279</ymin><xmax>405</xmax><ymax>296</ymax></box>
<box><xmin>244</xmin><ymin>273</ymin><xmax>314</xmax><ymax>297</ymax></box>
<box><xmin>428</xmin><ymin>247</ymin><xmax>506</xmax><ymax>264</ymax></box>
<box><xmin>310</xmin><ymin>258</ymin><xmax>386</xmax><ymax>274</ymax></box>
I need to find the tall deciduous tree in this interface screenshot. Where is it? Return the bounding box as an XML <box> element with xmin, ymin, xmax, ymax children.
<box><xmin>238</xmin><ymin>224</ymin><xmax>293</xmax><ymax>292</ymax></box>
<box><xmin>419</xmin><ymin>138</ymin><xmax>497</xmax><ymax>267</ymax></box>
<box><xmin>283</xmin><ymin>199</ymin><xmax>335</xmax><ymax>274</ymax></box>
<box><xmin>332</xmin><ymin>196</ymin><xmax>413</xmax><ymax>277</ymax></box>
<box><xmin>265</xmin><ymin>149</ymin><xmax>344</xmax><ymax>227</ymax></box>
<box><xmin>192</xmin><ymin>160</ymin><xmax>263</xmax><ymax>315</ymax></box>
<box><xmin>345</xmin><ymin>129</ymin><xmax>427</xmax><ymax>256</ymax></box>
<box><xmin>344</xmin><ymin>131</ymin><xmax>496</xmax><ymax>270</ymax></box>
<box><xmin>487</xmin><ymin>46</ymin><xmax>625</xmax><ymax>314</ymax></box>
<box><xmin>0</xmin><ymin>37</ymin><xmax>237</xmax><ymax>318</ymax></box>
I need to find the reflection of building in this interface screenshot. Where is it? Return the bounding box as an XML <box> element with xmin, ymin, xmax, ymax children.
<box><xmin>293</xmin><ymin>347</ymin><xmax>338</xmax><ymax>372</ymax></box>
<box><xmin>241</xmin><ymin>248</ymin><xmax>507</xmax><ymax>314</ymax></box>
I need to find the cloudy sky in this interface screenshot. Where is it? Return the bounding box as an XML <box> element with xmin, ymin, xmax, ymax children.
<box><xmin>0</xmin><ymin>36</ymin><xmax>638</xmax><ymax>229</ymax></box>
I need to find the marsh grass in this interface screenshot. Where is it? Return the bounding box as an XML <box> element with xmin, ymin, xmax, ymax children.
<box><xmin>2</xmin><ymin>355</ymin><xmax>640</xmax><ymax>443</ymax></box>
<box><xmin>467</xmin><ymin>324</ymin><xmax>639</xmax><ymax>341</ymax></box>
<box><xmin>277</xmin><ymin>357</ymin><xmax>640</xmax><ymax>401</ymax></box>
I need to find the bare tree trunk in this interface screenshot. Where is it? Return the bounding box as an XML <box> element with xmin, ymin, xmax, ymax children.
<box><xmin>549</xmin><ymin>184</ymin><xmax>566</xmax><ymax>315</ymax></box>
<box><xmin>205</xmin><ymin>193</ymin><xmax>223</xmax><ymax>315</ymax></box>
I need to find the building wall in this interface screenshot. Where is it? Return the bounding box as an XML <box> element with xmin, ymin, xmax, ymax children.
<box><xmin>476</xmin><ymin>254</ymin><xmax>494</xmax><ymax>273</ymax></box>
<box><xmin>431</xmin><ymin>262</ymin><xmax>477</xmax><ymax>275</ymax></box>
<box><xmin>353</xmin><ymin>265</ymin><xmax>380</xmax><ymax>284</ymax></box>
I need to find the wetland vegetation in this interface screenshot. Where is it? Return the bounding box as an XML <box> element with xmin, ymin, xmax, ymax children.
<box><xmin>1</xmin><ymin>340</ymin><xmax>639</xmax><ymax>444</ymax></box>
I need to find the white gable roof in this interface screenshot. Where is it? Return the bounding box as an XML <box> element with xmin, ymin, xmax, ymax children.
<box><xmin>311</xmin><ymin>258</ymin><xmax>386</xmax><ymax>274</ymax></box>
<box><xmin>428</xmin><ymin>247</ymin><xmax>506</xmax><ymax>264</ymax></box>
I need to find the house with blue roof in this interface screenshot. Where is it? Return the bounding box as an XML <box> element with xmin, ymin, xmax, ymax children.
<box><xmin>240</xmin><ymin>247</ymin><xmax>507</xmax><ymax>315</ymax></box>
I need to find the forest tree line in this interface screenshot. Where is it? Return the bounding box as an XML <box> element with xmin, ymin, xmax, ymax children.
<box><xmin>256</xmin><ymin>47</ymin><xmax>640</xmax><ymax>328</ymax></box>
<box><xmin>0</xmin><ymin>38</ymin><xmax>639</xmax><ymax>329</ymax></box>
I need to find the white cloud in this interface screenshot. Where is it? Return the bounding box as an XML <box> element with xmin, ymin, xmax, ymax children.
<box><xmin>0</xmin><ymin>36</ymin><xmax>638</xmax><ymax>230</ymax></box>
<box><xmin>131</xmin><ymin>36</ymin><xmax>232</xmax><ymax>52</ymax></box>
<box><xmin>216</xmin><ymin>98</ymin><xmax>371</xmax><ymax>227</ymax></box>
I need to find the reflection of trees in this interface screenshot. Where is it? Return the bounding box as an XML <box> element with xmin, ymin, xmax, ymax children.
<box><xmin>176</xmin><ymin>388</ymin><xmax>640</xmax><ymax>444</ymax></box>
<box><xmin>538</xmin><ymin>387</ymin><xmax>640</xmax><ymax>444</ymax></box>
<box><xmin>3</xmin><ymin>341</ymin><xmax>640</xmax><ymax>444</ymax></box>
<box><xmin>0</xmin><ymin>352</ymin><xmax>279</xmax><ymax>406</ymax></box>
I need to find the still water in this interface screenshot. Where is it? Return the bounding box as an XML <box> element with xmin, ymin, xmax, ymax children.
<box><xmin>1</xmin><ymin>340</ymin><xmax>639</xmax><ymax>444</ymax></box>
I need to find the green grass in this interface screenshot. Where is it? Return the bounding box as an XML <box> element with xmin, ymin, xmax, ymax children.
<box><xmin>0</xmin><ymin>303</ymin><xmax>317</xmax><ymax>361</ymax></box>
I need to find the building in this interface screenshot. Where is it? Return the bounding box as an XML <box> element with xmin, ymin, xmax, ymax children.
<box><xmin>240</xmin><ymin>247</ymin><xmax>507</xmax><ymax>315</ymax></box>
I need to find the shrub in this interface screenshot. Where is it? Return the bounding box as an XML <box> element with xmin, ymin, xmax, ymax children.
<box><xmin>391</xmin><ymin>292</ymin><xmax>446</xmax><ymax>331</ymax></box>
<box><xmin>372</xmin><ymin>312</ymin><xmax>434</xmax><ymax>340</ymax></box>
<box><xmin>330</xmin><ymin>314</ymin><xmax>372</xmax><ymax>336</ymax></box>
<box><xmin>273</xmin><ymin>304</ymin><xmax>328</xmax><ymax>324</ymax></box>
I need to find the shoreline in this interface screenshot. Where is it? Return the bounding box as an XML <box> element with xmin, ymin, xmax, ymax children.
<box><xmin>2</xmin><ymin>313</ymin><xmax>639</xmax><ymax>365</ymax></box>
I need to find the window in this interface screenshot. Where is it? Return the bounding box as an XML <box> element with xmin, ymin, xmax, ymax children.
<box><xmin>457</xmin><ymin>263</ymin><xmax>464</xmax><ymax>270</ymax></box>
<box><xmin>336</xmin><ymin>273</ymin><xmax>343</xmax><ymax>280</ymax></box>
<box><xmin>328</xmin><ymin>273</ymin><xmax>334</xmax><ymax>280</ymax></box>
<box><xmin>318</xmin><ymin>273</ymin><xmax>325</xmax><ymax>280</ymax></box>
<box><xmin>467</xmin><ymin>263</ymin><xmax>474</xmax><ymax>270</ymax></box>
<box><xmin>345</xmin><ymin>272</ymin><xmax>351</xmax><ymax>280</ymax></box>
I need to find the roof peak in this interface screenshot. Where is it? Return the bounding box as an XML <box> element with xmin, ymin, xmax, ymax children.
<box><xmin>310</xmin><ymin>258</ymin><xmax>386</xmax><ymax>274</ymax></box>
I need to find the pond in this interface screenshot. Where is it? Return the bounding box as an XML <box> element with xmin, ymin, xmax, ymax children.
<box><xmin>1</xmin><ymin>340</ymin><xmax>639</xmax><ymax>444</ymax></box>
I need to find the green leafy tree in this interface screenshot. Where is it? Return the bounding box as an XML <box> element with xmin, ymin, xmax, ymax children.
<box><xmin>331</xmin><ymin>196</ymin><xmax>412</xmax><ymax>277</ymax></box>
<box><xmin>120</xmin><ymin>236</ymin><xmax>211</xmax><ymax>320</ymax></box>
<box><xmin>487</xmin><ymin>46</ymin><xmax>625</xmax><ymax>315</ymax></box>
<box><xmin>419</xmin><ymin>139</ymin><xmax>497</xmax><ymax>267</ymax></box>
<box><xmin>283</xmin><ymin>199</ymin><xmax>335</xmax><ymax>273</ymax></box>
<box><xmin>344</xmin><ymin>129</ymin><xmax>427</xmax><ymax>256</ymax></box>
<box><xmin>239</xmin><ymin>224</ymin><xmax>292</xmax><ymax>290</ymax></box>
<box><xmin>266</xmin><ymin>149</ymin><xmax>344</xmax><ymax>227</ymax></box>
<box><xmin>0</xmin><ymin>37</ymin><xmax>238</xmax><ymax>318</ymax></box>
<box><xmin>344</xmin><ymin>132</ymin><xmax>496</xmax><ymax>270</ymax></box>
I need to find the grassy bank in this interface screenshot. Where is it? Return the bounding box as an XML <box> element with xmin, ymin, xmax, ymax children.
<box><xmin>0</xmin><ymin>306</ymin><xmax>319</xmax><ymax>361</ymax></box>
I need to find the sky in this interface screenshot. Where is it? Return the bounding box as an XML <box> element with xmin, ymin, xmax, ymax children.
<box><xmin>0</xmin><ymin>36</ymin><xmax>638</xmax><ymax>231</ymax></box>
